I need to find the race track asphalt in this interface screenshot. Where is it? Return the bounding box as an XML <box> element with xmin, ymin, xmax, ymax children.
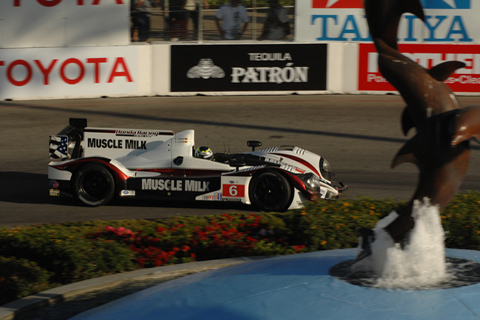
<box><xmin>1</xmin><ymin>94</ymin><xmax>480</xmax><ymax>226</ymax></box>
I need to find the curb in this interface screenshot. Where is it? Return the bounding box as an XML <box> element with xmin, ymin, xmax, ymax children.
<box><xmin>0</xmin><ymin>256</ymin><xmax>270</xmax><ymax>320</ymax></box>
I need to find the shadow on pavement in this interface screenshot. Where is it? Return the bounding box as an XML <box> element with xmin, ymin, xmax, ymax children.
<box><xmin>0</xmin><ymin>172</ymin><xmax>53</xmax><ymax>205</ymax></box>
<box><xmin>0</xmin><ymin>171</ymin><xmax>252</xmax><ymax>213</ymax></box>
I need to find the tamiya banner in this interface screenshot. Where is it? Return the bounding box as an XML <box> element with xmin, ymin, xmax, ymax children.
<box><xmin>170</xmin><ymin>44</ymin><xmax>327</xmax><ymax>92</ymax></box>
<box><xmin>358</xmin><ymin>43</ymin><xmax>480</xmax><ymax>93</ymax></box>
<box><xmin>296</xmin><ymin>0</ymin><xmax>479</xmax><ymax>44</ymax></box>
<box><xmin>0</xmin><ymin>0</ymin><xmax>128</xmax><ymax>48</ymax></box>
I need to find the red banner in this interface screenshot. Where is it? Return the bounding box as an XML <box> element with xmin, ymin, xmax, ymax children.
<box><xmin>358</xmin><ymin>44</ymin><xmax>480</xmax><ymax>93</ymax></box>
<box><xmin>312</xmin><ymin>0</ymin><xmax>364</xmax><ymax>8</ymax></box>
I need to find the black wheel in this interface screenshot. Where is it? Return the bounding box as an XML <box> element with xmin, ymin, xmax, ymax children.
<box><xmin>249</xmin><ymin>171</ymin><xmax>292</xmax><ymax>212</ymax></box>
<box><xmin>72</xmin><ymin>163</ymin><xmax>115</xmax><ymax>206</ymax></box>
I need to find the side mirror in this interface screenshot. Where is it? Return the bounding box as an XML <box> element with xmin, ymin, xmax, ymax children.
<box><xmin>229</xmin><ymin>157</ymin><xmax>246</xmax><ymax>171</ymax></box>
<box><xmin>247</xmin><ymin>140</ymin><xmax>262</xmax><ymax>151</ymax></box>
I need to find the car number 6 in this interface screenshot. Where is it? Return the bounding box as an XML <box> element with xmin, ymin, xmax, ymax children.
<box><xmin>229</xmin><ymin>185</ymin><xmax>238</xmax><ymax>196</ymax></box>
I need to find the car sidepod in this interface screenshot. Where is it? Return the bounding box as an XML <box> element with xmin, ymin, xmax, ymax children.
<box><xmin>125</xmin><ymin>175</ymin><xmax>222</xmax><ymax>201</ymax></box>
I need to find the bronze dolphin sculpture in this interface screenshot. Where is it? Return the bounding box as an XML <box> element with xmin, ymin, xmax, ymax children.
<box><xmin>357</xmin><ymin>0</ymin><xmax>480</xmax><ymax>257</ymax></box>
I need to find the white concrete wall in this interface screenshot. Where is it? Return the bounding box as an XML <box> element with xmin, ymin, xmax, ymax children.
<box><xmin>1</xmin><ymin>42</ymin><xmax>479</xmax><ymax>100</ymax></box>
<box><xmin>0</xmin><ymin>1</ymin><xmax>129</xmax><ymax>48</ymax></box>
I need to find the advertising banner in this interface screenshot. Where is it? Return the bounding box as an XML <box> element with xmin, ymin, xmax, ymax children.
<box><xmin>0</xmin><ymin>46</ymin><xmax>141</xmax><ymax>100</ymax></box>
<box><xmin>0</xmin><ymin>0</ymin><xmax>128</xmax><ymax>48</ymax></box>
<box><xmin>296</xmin><ymin>0</ymin><xmax>479</xmax><ymax>44</ymax></box>
<box><xmin>170</xmin><ymin>44</ymin><xmax>327</xmax><ymax>92</ymax></box>
<box><xmin>358</xmin><ymin>43</ymin><xmax>480</xmax><ymax>93</ymax></box>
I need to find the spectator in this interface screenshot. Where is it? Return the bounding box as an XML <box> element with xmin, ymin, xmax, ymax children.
<box><xmin>131</xmin><ymin>0</ymin><xmax>152</xmax><ymax>42</ymax></box>
<box><xmin>168</xmin><ymin>0</ymin><xmax>188</xmax><ymax>40</ymax></box>
<box><xmin>259</xmin><ymin>0</ymin><xmax>290</xmax><ymax>40</ymax></box>
<box><xmin>185</xmin><ymin>0</ymin><xmax>210</xmax><ymax>39</ymax></box>
<box><xmin>215</xmin><ymin>0</ymin><xmax>250</xmax><ymax>40</ymax></box>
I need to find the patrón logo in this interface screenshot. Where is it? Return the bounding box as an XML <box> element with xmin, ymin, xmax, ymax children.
<box><xmin>187</xmin><ymin>59</ymin><xmax>225</xmax><ymax>79</ymax></box>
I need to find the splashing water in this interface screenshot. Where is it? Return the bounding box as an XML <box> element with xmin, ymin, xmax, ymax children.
<box><xmin>352</xmin><ymin>198</ymin><xmax>452</xmax><ymax>289</ymax></box>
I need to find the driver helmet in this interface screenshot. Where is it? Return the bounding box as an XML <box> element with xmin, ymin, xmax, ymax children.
<box><xmin>194</xmin><ymin>146</ymin><xmax>214</xmax><ymax>160</ymax></box>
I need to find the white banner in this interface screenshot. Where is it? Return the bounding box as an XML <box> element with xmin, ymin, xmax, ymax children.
<box><xmin>295</xmin><ymin>0</ymin><xmax>480</xmax><ymax>44</ymax></box>
<box><xmin>0</xmin><ymin>46</ymin><xmax>145</xmax><ymax>100</ymax></box>
<box><xmin>0</xmin><ymin>0</ymin><xmax>129</xmax><ymax>48</ymax></box>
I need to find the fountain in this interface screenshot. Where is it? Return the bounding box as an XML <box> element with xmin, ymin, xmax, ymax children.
<box><xmin>331</xmin><ymin>200</ymin><xmax>480</xmax><ymax>290</ymax></box>
<box><xmin>335</xmin><ymin>0</ymin><xmax>480</xmax><ymax>290</ymax></box>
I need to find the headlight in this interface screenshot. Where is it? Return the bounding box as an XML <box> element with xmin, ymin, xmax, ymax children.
<box><xmin>300</xmin><ymin>173</ymin><xmax>322</xmax><ymax>194</ymax></box>
<box><xmin>320</xmin><ymin>158</ymin><xmax>331</xmax><ymax>181</ymax></box>
<box><xmin>298</xmin><ymin>172</ymin><xmax>342</xmax><ymax>200</ymax></box>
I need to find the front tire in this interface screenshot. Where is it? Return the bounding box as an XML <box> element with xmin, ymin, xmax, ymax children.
<box><xmin>72</xmin><ymin>163</ymin><xmax>115</xmax><ymax>206</ymax></box>
<box><xmin>249</xmin><ymin>171</ymin><xmax>292</xmax><ymax>212</ymax></box>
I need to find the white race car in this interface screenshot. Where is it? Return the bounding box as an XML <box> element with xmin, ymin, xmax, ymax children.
<box><xmin>48</xmin><ymin>119</ymin><xmax>347</xmax><ymax>212</ymax></box>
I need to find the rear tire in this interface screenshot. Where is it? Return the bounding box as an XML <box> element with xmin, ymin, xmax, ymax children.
<box><xmin>249</xmin><ymin>171</ymin><xmax>292</xmax><ymax>212</ymax></box>
<box><xmin>72</xmin><ymin>163</ymin><xmax>115</xmax><ymax>206</ymax></box>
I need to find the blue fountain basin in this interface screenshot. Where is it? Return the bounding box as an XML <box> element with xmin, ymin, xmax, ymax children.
<box><xmin>71</xmin><ymin>249</ymin><xmax>480</xmax><ymax>320</ymax></box>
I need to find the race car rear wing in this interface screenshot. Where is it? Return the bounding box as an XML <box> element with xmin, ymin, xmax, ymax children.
<box><xmin>49</xmin><ymin>118</ymin><xmax>87</xmax><ymax>160</ymax></box>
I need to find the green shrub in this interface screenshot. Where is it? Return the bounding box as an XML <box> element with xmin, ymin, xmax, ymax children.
<box><xmin>442</xmin><ymin>191</ymin><xmax>480</xmax><ymax>250</ymax></box>
<box><xmin>0</xmin><ymin>256</ymin><xmax>52</xmax><ymax>305</ymax></box>
<box><xmin>0</xmin><ymin>227</ymin><xmax>136</xmax><ymax>284</ymax></box>
<box><xmin>282</xmin><ymin>198</ymin><xmax>399</xmax><ymax>250</ymax></box>
<box><xmin>88</xmin><ymin>239</ymin><xmax>137</xmax><ymax>274</ymax></box>
<box><xmin>2</xmin><ymin>192</ymin><xmax>480</xmax><ymax>304</ymax></box>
